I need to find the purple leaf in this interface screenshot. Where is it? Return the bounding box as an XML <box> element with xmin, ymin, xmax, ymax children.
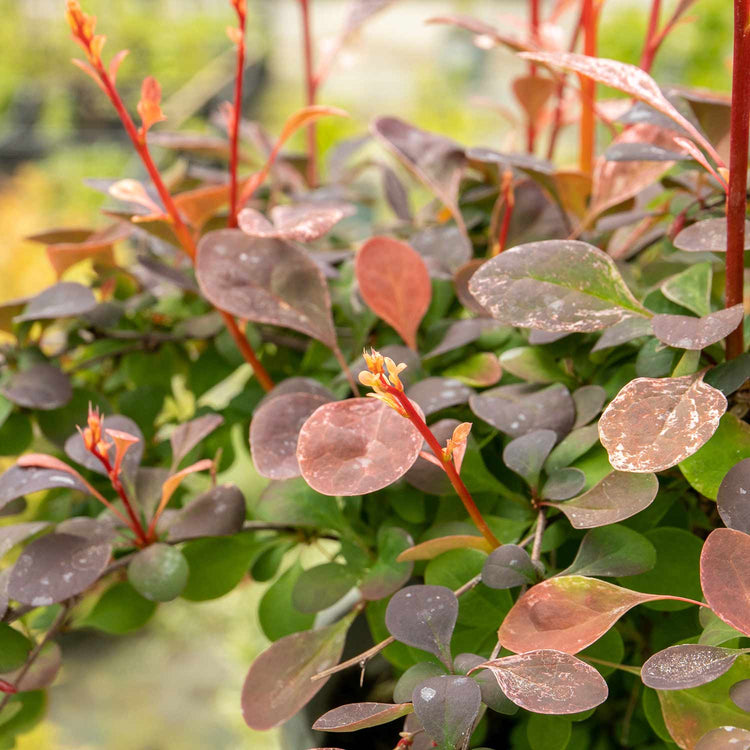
<box><xmin>503</xmin><ymin>429</ymin><xmax>557</xmax><ymax>489</ymax></box>
<box><xmin>471</xmin><ymin>650</ymin><xmax>609</xmax><ymax>714</ymax></box>
<box><xmin>599</xmin><ymin>373</ymin><xmax>727</xmax><ymax>472</ymax></box>
<box><xmin>56</xmin><ymin>516</ymin><xmax>119</xmax><ymax>545</ymax></box>
<box><xmin>673</xmin><ymin>218</ymin><xmax>750</xmax><ymax>253</ymax></box>
<box><xmin>411</xmin><ymin>225</ymin><xmax>472</xmax><ymax>280</ymax></box>
<box><xmin>3</xmin><ymin>364</ymin><xmax>72</xmax><ymax>410</ymax></box>
<box><xmin>256</xmin><ymin>377</ymin><xmax>335</xmax><ymax>409</ymax></box>
<box><xmin>8</xmin><ymin>533</ymin><xmax>112</xmax><ymax>606</ymax></box>
<box><xmin>14</xmin><ymin>282</ymin><xmax>97</xmax><ymax>322</ymax></box>
<box><xmin>407</xmin><ymin>377</ymin><xmax>474</xmax><ymax>417</ymax></box>
<box><xmin>371</xmin><ymin>117</ymin><xmax>467</xmax><ymax>235</ymax></box>
<box><xmin>297</xmin><ymin>398</ymin><xmax>423</xmax><ymax>495</ymax></box>
<box><xmin>251</xmin><ymin>392</ymin><xmax>332</xmax><ymax>480</ymax></box>
<box><xmin>696</xmin><ymin>727</ymin><xmax>750</xmax><ymax>750</ymax></box>
<box><xmin>718</xmin><ymin>458</ymin><xmax>750</xmax><ymax>534</ymax></box>
<box><xmin>166</xmin><ymin>484</ymin><xmax>246</xmax><ymax>540</ymax></box>
<box><xmin>0</xmin><ymin>522</ymin><xmax>49</xmax><ymax>558</ymax></box>
<box><xmin>0</xmin><ymin>466</ymin><xmax>91</xmax><ymax>510</ymax></box>
<box><xmin>241</xmin><ymin>614</ymin><xmax>353</xmax><ymax>730</ymax></box>
<box><xmin>468</xmin><ymin>240</ymin><xmax>648</xmax><ymax>332</ymax></box>
<box><xmin>731</xmin><ymin>680</ymin><xmax>750</xmax><ymax>711</ymax></box>
<box><xmin>652</xmin><ymin>306</ymin><xmax>744</xmax><ymax>350</ymax></box>
<box><xmin>470</xmin><ymin>383</ymin><xmax>576</xmax><ymax>439</ymax></box>
<box><xmin>312</xmin><ymin>702</ymin><xmax>413</xmax><ymax>732</ymax></box>
<box><xmin>238</xmin><ymin>202</ymin><xmax>354</xmax><ymax>242</ymax></box>
<box><xmin>641</xmin><ymin>644</ymin><xmax>740</xmax><ymax>690</ymax></box>
<box><xmin>170</xmin><ymin>413</ymin><xmax>224</xmax><ymax>469</ymax></box>
<box><xmin>482</xmin><ymin>545</ymin><xmax>540</xmax><ymax>589</ymax></box>
<box><xmin>424</xmin><ymin>319</ymin><xmax>504</xmax><ymax>359</ymax></box>
<box><xmin>572</xmin><ymin>385</ymin><xmax>608</xmax><ymax>429</ymax></box>
<box><xmin>196</xmin><ymin>229</ymin><xmax>337</xmax><ymax>347</ymax></box>
<box><xmin>385</xmin><ymin>585</ymin><xmax>458</xmax><ymax>667</ymax></box>
<box><xmin>382</xmin><ymin>166</ymin><xmax>413</xmax><ymax>222</ymax></box>
<box><xmin>544</xmin><ymin>471</ymin><xmax>659</xmax><ymax>529</ymax></box>
<box><xmin>405</xmin><ymin>419</ymin><xmax>460</xmax><ymax>495</ymax></box>
<box><xmin>412</xmin><ymin>675</ymin><xmax>482</xmax><ymax>748</ymax></box>
<box><xmin>541</xmin><ymin>468</ymin><xmax>586</xmax><ymax>501</ymax></box>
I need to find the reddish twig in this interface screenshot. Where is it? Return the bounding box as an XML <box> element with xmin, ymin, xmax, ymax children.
<box><xmin>299</xmin><ymin>0</ymin><xmax>318</xmax><ymax>186</ymax></box>
<box><xmin>228</xmin><ymin>0</ymin><xmax>248</xmax><ymax>227</ymax></box>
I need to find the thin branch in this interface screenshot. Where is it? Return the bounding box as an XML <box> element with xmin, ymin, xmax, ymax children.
<box><xmin>530</xmin><ymin>508</ymin><xmax>546</xmax><ymax>563</ymax></box>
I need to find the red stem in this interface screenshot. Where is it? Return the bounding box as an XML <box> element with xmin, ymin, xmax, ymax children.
<box><xmin>526</xmin><ymin>0</ymin><xmax>541</xmax><ymax>153</ymax></box>
<box><xmin>639</xmin><ymin>0</ymin><xmax>662</xmax><ymax>72</ymax></box>
<box><xmin>496</xmin><ymin>178</ymin><xmax>515</xmax><ymax>255</ymax></box>
<box><xmin>70</xmin><ymin>15</ymin><xmax>274</xmax><ymax>391</ymax></box>
<box><xmin>385</xmin><ymin>381</ymin><xmax>500</xmax><ymax>548</ymax></box>
<box><xmin>91</xmin><ymin>446</ymin><xmax>149</xmax><ymax>546</ymax></box>
<box><xmin>228</xmin><ymin>7</ymin><xmax>247</xmax><ymax>227</ymax></box>
<box><xmin>579</xmin><ymin>0</ymin><xmax>598</xmax><ymax>176</ymax></box>
<box><xmin>299</xmin><ymin>0</ymin><xmax>318</xmax><ymax>186</ymax></box>
<box><xmin>726</xmin><ymin>0</ymin><xmax>750</xmax><ymax>360</ymax></box>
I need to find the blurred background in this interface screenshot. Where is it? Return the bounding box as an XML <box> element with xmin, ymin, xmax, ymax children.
<box><xmin>0</xmin><ymin>0</ymin><xmax>734</xmax><ymax>747</ymax></box>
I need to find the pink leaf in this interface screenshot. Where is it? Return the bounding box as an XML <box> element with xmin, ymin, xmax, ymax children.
<box><xmin>356</xmin><ymin>236</ymin><xmax>432</xmax><ymax>350</ymax></box>
<box><xmin>297</xmin><ymin>398</ymin><xmax>423</xmax><ymax>496</ymax></box>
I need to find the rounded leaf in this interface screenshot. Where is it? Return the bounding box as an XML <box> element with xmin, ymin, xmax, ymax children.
<box><xmin>482</xmin><ymin>545</ymin><xmax>540</xmax><ymax>589</ymax></box>
<box><xmin>412</xmin><ymin>675</ymin><xmax>481</xmax><ymax>749</ymax></box>
<box><xmin>312</xmin><ymin>702</ymin><xmax>413</xmax><ymax>732</ymax></box>
<box><xmin>717</xmin><ymin>458</ymin><xmax>750</xmax><ymax>534</ymax></box>
<box><xmin>297</xmin><ymin>398</ymin><xmax>423</xmax><ymax>496</ymax></box>
<box><xmin>641</xmin><ymin>644</ymin><xmax>740</xmax><ymax>690</ymax></box>
<box><xmin>127</xmin><ymin>543</ymin><xmax>189</xmax><ymax>602</ymax></box>
<box><xmin>166</xmin><ymin>484</ymin><xmax>246</xmax><ymax>541</ymax></box>
<box><xmin>3</xmin><ymin>365</ymin><xmax>72</xmax><ymax>411</ymax></box>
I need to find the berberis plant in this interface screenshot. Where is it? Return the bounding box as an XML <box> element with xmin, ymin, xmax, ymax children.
<box><xmin>1</xmin><ymin>0</ymin><xmax>750</xmax><ymax>746</ymax></box>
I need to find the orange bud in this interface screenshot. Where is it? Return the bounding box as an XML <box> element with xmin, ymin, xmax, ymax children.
<box><xmin>226</xmin><ymin>26</ymin><xmax>243</xmax><ymax>46</ymax></box>
<box><xmin>137</xmin><ymin>76</ymin><xmax>167</xmax><ymax>135</ymax></box>
<box><xmin>105</xmin><ymin>428</ymin><xmax>140</xmax><ymax>477</ymax></box>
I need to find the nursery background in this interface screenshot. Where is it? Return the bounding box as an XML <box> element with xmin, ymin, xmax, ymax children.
<box><xmin>0</xmin><ymin>0</ymin><xmax>738</xmax><ymax>748</ymax></box>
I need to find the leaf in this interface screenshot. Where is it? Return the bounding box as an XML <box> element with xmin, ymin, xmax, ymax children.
<box><xmin>259</xmin><ymin>560</ymin><xmax>315</xmax><ymax>641</ymax></box>
<box><xmin>591</xmin><ymin>316</ymin><xmax>653</xmax><ymax>352</ymax></box>
<box><xmin>8</xmin><ymin>533</ymin><xmax>112</xmax><ymax>607</ymax></box>
<box><xmin>544</xmin><ymin>424</ymin><xmax>601</xmax><ymax>473</ymax></box>
<box><xmin>470</xmin><ymin>384</ymin><xmax>576</xmax><ymax>439</ymax></box>
<box><xmin>659</xmin><ymin>657</ymin><xmax>750</xmax><ymax>749</ymax></box>
<box><xmin>385</xmin><ymin>585</ymin><xmax>458</xmax><ymax>668</ymax></box>
<box><xmin>81</xmin><ymin>581</ymin><xmax>156</xmax><ymax>635</ymax></box>
<box><xmin>169</xmin><ymin>413</ymin><xmax>224</xmax><ymax>469</ymax></box>
<box><xmin>395</xmin><ymin>662</ymin><xmax>448</xmax><ymax>704</ymax></box>
<box><xmin>471</xmin><ymin>650</ymin><xmax>609</xmax><ymax>714</ymax></box>
<box><xmin>14</xmin><ymin>282</ymin><xmax>97</xmax><ymax>322</ymax></box>
<box><xmin>572</xmin><ymin>386</ymin><xmax>607</xmax><ymax>429</ymax></box>
<box><xmin>544</xmin><ymin>471</ymin><xmax>659</xmax><ymax>529</ymax></box>
<box><xmin>0</xmin><ymin>641</ymin><xmax>61</xmax><ymax>691</ymax></box>
<box><xmin>0</xmin><ymin>466</ymin><xmax>90</xmax><ymax>511</ymax></box>
<box><xmin>424</xmin><ymin>319</ymin><xmax>503</xmax><ymax>359</ymax></box>
<box><xmin>705</xmin><ymin>354</ymin><xmax>750</xmax><ymax>396</ymax></box>
<box><xmin>560</xmin><ymin>525</ymin><xmax>656</xmax><ymax>577</ymax></box>
<box><xmin>407</xmin><ymin>378</ymin><xmax>474</xmax><ymax>417</ymax></box>
<box><xmin>356</xmin><ymin>236</ymin><xmax>432</xmax><ymax>349</ymax></box>
<box><xmin>652</xmin><ymin>306</ymin><xmax>744</xmax><ymax>350</ymax></box>
<box><xmin>255</xmin><ymin>478</ymin><xmax>346</xmax><ymax>531</ymax></box>
<box><xmin>405</xmin><ymin>419</ymin><xmax>461</xmax><ymax>495</ymax></box>
<box><xmin>661</xmin><ymin>262</ymin><xmax>713</xmax><ymax>317</ymax></box>
<box><xmin>696</xmin><ymin>726</ymin><xmax>750</xmax><ymax>750</ymax></box>
<box><xmin>3</xmin><ymin>364</ymin><xmax>72</xmax><ymax>411</ymax></box>
<box><xmin>238</xmin><ymin>202</ymin><xmax>354</xmax><ymax>243</ymax></box>
<box><xmin>680</xmin><ymin>414</ymin><xmax>750</xmax><ymax>500</ymax></box>
<box><xmin>0</xmin><ymin>624</ymin><xmax>31</xmax><ymax>672</ymax></box>
<box><xmin>701</xmin><ymin>529</ymin><xmax>750</xmax><ymax>638</ymax></box>
<box><xmin>731</xmin><ymin>680</ymin><xmax>750</xmax><ymax>711</ymax></box>
<box><xmin>196</xmin><ymin>229</ymin><xmax>337</xmax><ymax>348</ymax></box>
<box><xmin>312</xmin><ymin>702</ymin><xmax>413</xmax><ymax>732</ymax></box>
<box><xmin>500</xmin><ymin>347</ymin><xmax>575</xmax><ymax>387</ymax></box>
<box><xmin>469</xmin><ymin>240</ymin><xmax>648</xmax><ymax>332</ymax></box>
<box><xmin>181</xmin><ymin>536</ymin><xmax>258</xmax><ymax>601</ymax></box>
<box><xmin>453</xmin><ymin>653</ymin><xmax>518</xmax><ymax>715</ymax></box>
<box><xmin>297</xmin><ymin>398</ymin><xmax>423</xmax><ymax>495</ymax></box>
<box><xmin>503</xmin><ymin>430</ymin><xmax>558</xmax><ymax>489</ymax></box>
<box><xmin>443</xmin><ymin>353</ymin><xmax>502</xmax><ymax>388</ymax></box>
<box><xmin>292</xmin><ymin>563</ymin><xmax>359</xmax><ymax>614</ymax></box>
<box><xmin>241</xmin><ymin>613</ymin><xmax>354</xmax><ymax>730</ymax></box>
<box><xmin>382</xmin><ymin>166</ymin><xmax>413</xmax><ymax>222</ymax></box>
<box><xmin>360</xmin><ymin>527</ymin><xmax>414</xmax><ymax>601</ymax></box>
<box><xmin>527</xmin><ymin>714</ymin><xmax>572</xmax><ymax>750</ymax></box>
<box><xmin>411</xmin><ymin>226</ymin><xmax>473</xmax><ymax>280</ymax></box>
<box><xmin>541</xmin><ymin>468</ymin><xmax>586</xmax><ymax>501</ymax></box>
<box><xmin>519</xmin><ymin>51</ymin><xmax>717</xmax><ymax>161</ymax></box>
<box><xmin>674</xmin><ymin>218</ymin><xmax>750</xmax><ymax>253</ymax></box>
<box><xmin>256</xmin><ymin>377</ymin><xmax>335</xmax><ymax>409</ymax></box>
<box><xmin>642</xmin><ymin>645</ymin><xmax>742</xmax><ymax>690</ymax></box>
<box><xmin>0</xmin><ymin>523</ymin><xmax>49</xmax><ymax>559</ymax></box>
<box><xmin>166</xmin><ymin>484</ymin><xmax>246</xmax><ymax>541</ymax></box>
<box><xmin>398</xmin><ymin>535</ymin><xmax>493</xmax><ymax>562</ymax></box>
<box><xmin>412</xmin><ymin>675</ymin><xmax>482</xmax><ymax>749</ymax></box>
<box><xmin>127</xmin><ymin>543</ymin><xmax>189</xmax><ymax>602</ymax></box>
<box><xmin>598</xmin><ymin>373</ymin><xmax>727</xmax><ymax>472</ymax></box>
<box><xmin>371</xmin><ymin>117</ymin><xmax>467</xmax><ymax>235</ymax></box>
<box><xmin>717</xmin><ymin>458</ymin><xmax>750</xmax><ymax>534</ymax></box>
<box><xmin>426</xmin><ymin>14</ymin><xmax>534</xmax><ymax>54</ymax></box>
<box><xmin>589</xmin><ymin>124</ymin><xmax>683</xmax><ymax>216</ymax></box>
<box><xmin>455</xmin><ymin>259</ymin><xmax>492</xmax><ymax>316</ymax></box>
<box><xmin>498</xmin><ymin>576</ymin><xmax>663</xmax><ymax>654</ymax></box>
<box><xmin>482</xmin><ymin>545</ymin><xmax>540</xmax><ymax>589</ymax></box>
<box><xmin>513</xmin><ymin>74</ymin><xmax>556</xmax><ymax>125</ymax></box>
<box><xmin>250</xmin><ymin>392</ymin><xmax>331</xmax><ymax>480</ymax></box>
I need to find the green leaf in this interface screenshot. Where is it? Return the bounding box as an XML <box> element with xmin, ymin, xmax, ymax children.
<box><xmin>469</xmin><ymin>239</ymin><xmax>649</xmax><ymax>333</ymax></box>
<box><xmin>545</xmin><ymin>425</ymin><xmax>600</xmax><ymax>473</ymax></box>
<box><xmin>442</xmin><ymin>353</ymin><xmax>501</xmax><ymax>387</ymax></box>
<box><xmin>0</xmin><ymin>624</ymin><xmax>31</xmax><ymax>673</ymax></box>
<box><xmin>181</xmin><ymin>535</ymin><xmax>259</xmax><ymax>601</ymax></box>
<box><xmin>0</xmin><ymin>413</ymin><xmax>32</xmax><ymax>457</ymax></box>
<box><xmin>0</xmin><ymin>691</ymin><xmax>45</xmax><ymax>743</ymax></box>
<box><xmin>618</xmin><ymin>527</ymin><xmax>702</xmax><ymax>611</ymax></box>
<box><xmin>360</xmin><ymin>527</ymin><xmax>413</xmax><ymax>601</ymax></box>
<box><xmin>292</xmin><ymin>562</ymin><xmax>359</xmax><ymax>614</ymax></box>
<box><xmin>679</xmin><ymin>413</ymin><xmax>750</xmax><ymax>500</ymax></box>
<box><xmin>578</xmin><ymin>627</ymin><xmax>625</xmax><ymax>678</ymax></box>
<box><xmin>642</xmin><ymin>688</ymin><xmax>674</xmax><ymax>744</ymax></box>
<box><xmin>657</xmin><ymin>656</ymin><xmax>750</xmax><ymax>748</ymax></box>
<box><xmin>660</xmin><ymin>262</ymin><xmax>712</xmax><ymax>317</ymax></box>
<box><xmin>81</xmin><ymin>581</ymin><xmax>157</xmax><ymax>634</ymax></box>
<box><xmin>705</xmin><ymin>353</ymin><xmax>750</xmax><ymax>395</ymax></box>
<box><xmin>255</xmin><ymin>478</ymin><xmax>347</xmax><ymax>531</ymax></box>
<box><xmin>527</xmin><ymin>714</ymin><xmax>571</xmax><ymax>750</ymax></box>
<box><xmin>560</xmin><ymin>525</ymin><xmax>656</xmax><ymax>578</ymax></box>
<box><xmin>259</xmin><ymin>559</ymin><xmax>315</xmax><ymax>641</ymax></box>
<box><xmin>500</xmin><ymin>347</ymin><xmax>576</xmax><ymax>387</ymax></box>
